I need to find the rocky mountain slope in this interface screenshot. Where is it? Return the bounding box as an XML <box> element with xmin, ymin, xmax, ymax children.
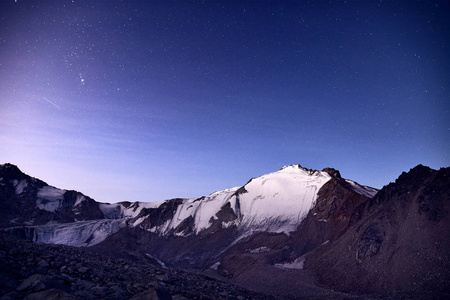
<box><xmin>0</xmin><ymin>164</ymin><xmax>104</xmax><ymax>227</ymax></box>
<box><xmin>304</xmin><ymin>165</ymin><xmax>450</xmax><ymax>296</ymax></box>
<box><xmin>93</xmin><ymin>165</ymin><xmax>377</xmax><ymax>270</ymax></box>
<box><xmin>1</xmin><ymin>163</ymin><xmax>449</xmax><ymax>299</ymax></box>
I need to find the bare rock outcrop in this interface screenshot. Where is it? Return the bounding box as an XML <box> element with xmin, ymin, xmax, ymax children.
<box><xmin>304</xmin><ymin>165</ymin><xmax>450</xmax><ymax>297</ymax></box>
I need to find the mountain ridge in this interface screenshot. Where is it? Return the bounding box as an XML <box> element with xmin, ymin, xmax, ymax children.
<box><xmin>0</xmin><ymin>163</ymin><xmax>377</xmax><ymax>235</ymax></box>
<box><xmin>1</xmin><ymin>162</ymin><xmax>449</xmax><ymax>299</ymax></box>
<box><xmin>304</xmin><ymin>164</ymin><xmax>450</xmax><ymax>294</ymax></box>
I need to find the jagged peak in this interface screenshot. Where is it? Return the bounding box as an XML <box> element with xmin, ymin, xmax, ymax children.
<box><xmin>0</xmin><ymin>163</ymin><xmax>50</xmax><ymax>189</ymax></box>
<box><xmin>0</xmin><ymin>163</ymin><xmax>27</xmax><ymax>180</ymax></box>
<box><xmin>279</xmin><ymin>164</ymin><xmax>320</xmax><ymax>175</ymax></box>
<box><xmin>322</xmin><ymin>167</ymin><xmax>342</xmax><ymax>179</ymax></box>
<box><xmin>278</xmin><ymin>164</ymin><xmax>342</xmax><ymax>178</ymax></box>
<box><xmin>1</xmin><ymin>163</ymin><xmax>21</xmax><ymax>171</ymax></box>
<box><xmin>279</xmin><ymin>164</ymin><xmax>308</xmax><ymax>171</ymax></box>
<box><xmin>409</xmin><ymin>164</ymin><xmax>432</xmax><ymax>173</ymax></box>
<box><xmin>394</xmin><ymin>164</ymin><xmax>435</xmax><ymax>186</ymax></box>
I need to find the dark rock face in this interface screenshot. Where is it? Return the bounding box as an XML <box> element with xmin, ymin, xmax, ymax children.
<box><xmin>219</xmin><ymin>232</ymin><xmax>290</xmax><ymax>275</ymax></box>
<box><xmin>134</xmin><ymin>198</ymin><xmax>184</xmax><ymax>233</ymax></box>
<box><xmin>200</xmin><ymin>202</ymin><xmax>238</xmax><ymax>236</ymax></box>
<box><xmin>304</xmin><ymin>165</ymin><xmax>450</xmax><ymax>296</ymax></box>
<box><xmin>0</xmin><ymin>165</ymin><xmax>44</xmax><ymax>227</ymax></box>
<box><xmin>69</xmin><ymin>193</ymin><xmax>104</xmax><ymax>221</ymax></box>
<box><xmin>92</xmin><ymin>226</ymin><xmax>239</xmax><ymax>270</ymax></box>
<box><xmin>322</xmin><ymin>167</ymin><xmax>342</xmax><ymax>179</ymax></box>
<box><xmin>289</xmin><ymin>177</ymin><xmax>371</xmax><ymax>258</ymax></box>
<box><xmin>356</xmin><ymin>223</ymin><xmax>384</xmax><ymax>262</ymax></box>
<box><xmin>0</xmin><ymin>164</ymin><xmax>105</xmax><ymax>228</ymax></box>
<box><xmin>0</xmin><ymin>164</ymin><xmax>31</xmax><ymax>182</ymax></box>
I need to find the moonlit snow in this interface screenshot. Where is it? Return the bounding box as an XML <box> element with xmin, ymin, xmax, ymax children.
<box><xmin>6</xmin><ymin>220</ymin><xmax>123</xmax><ymax>247</ymax></box>
<box><xmin>10</xmin><ymin>165</ymin><xmax>377</xmax><ymax>248</ymax></box>
<box><xmin>36</xmin><ymin>186</ymin><xmax>66</xmax><ymax>212</ymax></box>
<box><xmin>130</xmin><ymin>165</ymin><xmax>333</xmax><ymax>237</ymax></box>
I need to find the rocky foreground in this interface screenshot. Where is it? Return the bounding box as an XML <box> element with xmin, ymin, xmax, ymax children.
<box><xmin>0</xmin><ymin>233</ymin><xmax>273</xmax><ymax>300</ymax></box>
<box><xmin>4</xmin><ymin>231</ymin><xmax>445</xmax><ymax>300</ymax></box>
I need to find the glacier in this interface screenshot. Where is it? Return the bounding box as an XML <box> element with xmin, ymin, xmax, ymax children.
<box><xmin>4</xmin><ymin>219</ymin><xmax>123</xmax><ymax>247</ymax></box>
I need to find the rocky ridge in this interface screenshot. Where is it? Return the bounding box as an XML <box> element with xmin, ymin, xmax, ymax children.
<box><xmin>304</xmin><ymin>165</ymin><xmax>450</xmax><ymax>296</ymax></box>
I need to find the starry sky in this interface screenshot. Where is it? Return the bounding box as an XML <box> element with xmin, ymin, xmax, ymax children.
<box><xmin>1</xmin><ymin>1</ymin><xmax>449</xmax><ymax>203</ymax></box>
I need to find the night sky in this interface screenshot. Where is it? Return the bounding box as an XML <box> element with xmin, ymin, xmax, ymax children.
<box><xmin>1</xmin><ymin>1</ymin><xmax>449</xmax><ymax>203</ymax></box>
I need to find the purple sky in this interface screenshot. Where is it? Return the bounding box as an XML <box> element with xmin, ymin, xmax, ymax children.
<box><xmin>1</xmin><ymin>1</ymin><xmax>449</xmax><ymax>203</ymax></box>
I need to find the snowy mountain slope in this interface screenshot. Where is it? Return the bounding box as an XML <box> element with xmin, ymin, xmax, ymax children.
<box><xmin>122</xmin><ymin>165</ymin><xmax>335</xmax><ymax>238</ymax></box>
<box><xmin>0</xmin><ymin>164</ymin><xmax>106</xmax><ymax>227</ymax></box>
<box><xmin>36</xmin><ymin>185</ymin><xmax>68</xmax><ymax>212</ymax></box>
<box><xmin>228</xmin><ymin>165</ymin><xmax>332</xmax><ymax>235</ymax></box>
<box><xmin>344</xmin><ymin>179</ymin><xmax>378</xmax><ymax>198</ymax></box>
<box><xmin>137</xmin><ymin>188</ymin><xmax>240</xmax><ymax>235</ymax></box>
<box><xmin>0</xmin><ymin>163</ymin><xmax>377</xmax><ymax>250</ymax></box>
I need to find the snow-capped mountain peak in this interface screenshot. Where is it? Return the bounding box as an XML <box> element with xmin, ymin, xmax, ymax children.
<box><xmin>0</xmin><ymin>163</ymin><xmax>377</xmax><ymax>248</ymax></box>
<box><xmin>227</xmin><ymin>164</ymin><xmax>332</xmax><ymax>235</ymax></box>
<box><xmin>127</xmin><ymin>164</ymin><xmax>334</xmax><ymax>238</ymax></box>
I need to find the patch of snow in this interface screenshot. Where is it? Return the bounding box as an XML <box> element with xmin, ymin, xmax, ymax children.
<box><xmin>145</xmin><ymin>253</ymin><xmax>167</xmax><ymax>268</ymax></box>
<box><xmin>132</xmin><ymin>216</ymin><xmax>147</xmax><ymax>227</ymax></box>
<box><xmin>74</xmin><ymin>194</ymin><xmax>86</xmax><ymax>206</ymax></box>
<box><xmin>174</xmin><ymin>231</ymin><xmax>188</xmax><ymax>237</ymax></box>
<box><xmin>13</xmin><ymin>179</ymin><xmax>28</xmax><ymax>194</ymax></box>
<box><xmin>99</xmin><ymin>203</ymin><xmax>123</xmax><ymax>219</ymax></box>
<box><xmin>148</xmin><ymin>226</ymin><xmax>157</xmax><ymax>233</ymax></box>
<box><xmin>345</xmin><ymin>179</ymin><xmax>378</xmax><ymax>198</ymax></box>
<box><xmin>146</xmin><ymin>219</ymin><xmax>172</xmax><ymax>235</ymax></box>
<box><xmin>121</xmin><ymin>201</ymin><xmax>165</xmax><ymax>218</ymax></box>
<box><xmin>249</xmin><ymin>246</ymin><xmax>271</xmax><ymax>253</ymax></box>
<box><xmin>157</xmin><ymin>219</ymin><xmax>174</xmax><ymax>234</ymax></box>
<box><xmin>221</xmin><ymin>220</ymin><xmax>237</xmax><ymax>229</ymax></box>
<box><xmin>37</xmin><ymin>186</ymin><xmax>66</xmax><ymax>200</ymax></box>
<box><xmin>274</xmin><ymin>255</ymin><xmax>306</xmax><ymax>270</ymax></box>
<box><xmin>36</xmin><ymin>186</ymin><xmax>66</xmax><ymax>212</ymax></box>
<box><xmin>210</xmin><ymin>262</ymin><xmax>221</xmax><ymax>270</ymax></box>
